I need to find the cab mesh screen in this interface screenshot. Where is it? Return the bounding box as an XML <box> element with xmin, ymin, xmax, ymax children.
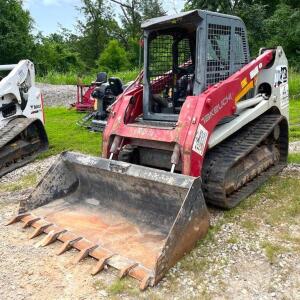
<box><xmin>148</xmin><ymin>34</ymin><xmax>192</xmax><ymax>96</ymax></box>
<box><xmin>148</xmin><ymin>35</ymin><xmax>173</xmax><ymax>94</ymax></box>
<box><xmin>206</xmin><ymin>24</ymin><xmax>231</xmax><ymax>88</ymax></box>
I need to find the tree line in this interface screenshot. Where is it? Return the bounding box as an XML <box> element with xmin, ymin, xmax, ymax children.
<box><xmin>0</xmin><ymin>0</ymin><xmax>299</xmax><ymax>76</ymax></box>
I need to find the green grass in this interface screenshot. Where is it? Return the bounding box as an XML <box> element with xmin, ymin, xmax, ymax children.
<box><xmin>37</xmin><ymin>69</ymin><xmax>140</xmax><ymax>85</ymax></box>
<box><xmin>41</xmin><ymin>107</ymin><xmax>101</xmax><ymax>158</ymax></box>
<box><xmin>289</xmin><ymin>98</ymin><xmax>300</xmax><ymax>143</ymax></box>
<box><xmin>290</xmin><ymin>71</ymin><xmax>300</xmax><ymax>99</ymax></box>
<box><xmin>288</xmin><ymin>153</ymin><xmax>300</xmax><ymax>163</ymax></box>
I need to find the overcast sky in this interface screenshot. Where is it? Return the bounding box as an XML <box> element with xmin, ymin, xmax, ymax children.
<box><xmin>23</xmin><ymin>0</ymin><xmax>185</xmax><ymax>35</ymax></box>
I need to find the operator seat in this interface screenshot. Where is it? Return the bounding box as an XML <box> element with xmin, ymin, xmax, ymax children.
<box><xmin>108</xmin><ymin>77</ymin><xmax>123</xmax><ymax>96</ymax></box>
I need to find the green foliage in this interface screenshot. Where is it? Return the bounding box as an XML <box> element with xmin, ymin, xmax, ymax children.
<box><xmin>235</xmin><ymin>3</ymin><xmax>268</xmax><ymax>55</ymax></box>
<box><xmin>0</xmin><ymin>0</ymin><xmax>34</xmax><ymax>64</ymax></box>
<box><xmin>76</xmin><ymin>0</ymin><xmax>117</xmax><ymax>68</ymax></box>
<box><xmin>185</xmin><ymin>0</ymin><xmax>300</xmax><ymax>70</ymax></box>
<box><xmin>139</xmin><ymin>0</ymin><xmax>166</xmax><ymax>20</ymax></box>
<box><xmin>264</xmin><ymin>4</ymin><xmax>300</xmax><ymax>68</ymax></box>
<box><xmin>97</xmin><ymin>40</ymin><xmax>130</xmax><ymax>72</ymax></box>
<box><xmin>126</xmin><ymin>38</ymin><xmax>142</xmax><ymax>67</ymax></box>
<box><xmin>33</xmin><ymin>33</ymin><xmax>84</xmax><ymax>75</ymax></box>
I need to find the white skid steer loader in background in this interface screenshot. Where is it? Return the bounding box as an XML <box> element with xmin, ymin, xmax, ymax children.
<box><xmin>0</xmin><ymin>60</ymin><xmax>48</xmax><ymax>177</ymax></box>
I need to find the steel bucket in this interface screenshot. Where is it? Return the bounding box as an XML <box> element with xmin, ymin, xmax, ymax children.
<box><xmin>7</xmin><ymin>151</ymin><xmax>209</xmax><ymax>289</ymax></box>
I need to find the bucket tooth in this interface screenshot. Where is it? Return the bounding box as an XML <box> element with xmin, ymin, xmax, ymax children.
<box><xmin>140</xmin><ymin>275</ymin><xmax>153</xmax><ymax>291</ymax></box>
<box><xmin>73</xmin><ymin>245</ymin><xmax>99</xmax><ymax>264</ymax></box>
<box><xmin>38</xmin><ymin>228</ymin><xmax>67</xmax><ymax>247</ymax></box>
<box><xmin>29</xmin><ymin>223</ymin><xmax>53</xmax><ymax>239</ymax></box>
<box><xmin>119</xmin><ymin>263</ymin><xmax>138</xmax><ymax>279</ymax></box>
<box><xmin>5</xmin><ymin>213</ymin><xmax>30</xmax><ymax>226</ymax></box>
<box><xmin>56</xmin><ymin>237</ymin><xmax>83</xmax><ymax>256</ymax></box>
<box><xmin>91</xmin><ymin>254</ymin><xmax>115</xmax><ymax>276</ymax></box>
<box><xmin>22</xmin><ymin>217</ymin><xmax>41</xmax><ymax>229</ymax></box>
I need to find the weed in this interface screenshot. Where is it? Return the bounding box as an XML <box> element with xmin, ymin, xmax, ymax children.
<box><xmin>107</xmin><ymin>278</ymin><xmax>139</xmax><ymax>296</ymax></box>
<box><xmin>260</xmin><ymin>240</ymin><xmax>287</xmax><ymax>264</ymax></box>
<box><xmin>241</xmin><ymin>220</ymin><xmax>259</xmax><ymax>232</ymax></box>
<box><xmin>108</xmin><ymin>279</ymin><xmax>127</xmax><ymax>295</ymax></box>
<box><xmin>227</xmin><ymin>235</ymin><xmax>239</xmax><ymax>244</ymax></box>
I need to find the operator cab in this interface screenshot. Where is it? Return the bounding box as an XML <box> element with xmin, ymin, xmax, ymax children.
<box><xmin>141</xmin><ymin>10</ymin><xmax>250</xmax><ymax>122</ymax></box>
<box><xmin>147</xmin><ymin>28</ymin><xmax>196</xmax><ymax>116</ymax></box>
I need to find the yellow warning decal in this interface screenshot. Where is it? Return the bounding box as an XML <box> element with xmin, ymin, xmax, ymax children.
<box><xmin>241</xmin><ymin>77</ymin><xmax>248</xmax><ymax>88</ymax></box>
<box><xmin>235</xmin><ymin>80</ymin><xmax>255</xmax><ymax>102</ymax></box>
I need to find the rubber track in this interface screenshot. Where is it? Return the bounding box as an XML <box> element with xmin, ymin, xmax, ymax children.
<box><xmin>0</xmin><ymin>118</ymin><xmax>35</xmax><ymax>149</ymax></box>
<box><xmin>0</xmin><ymin>118</ymin><xmax>48</xmax><ymax>177</ymax></box>
<box><xmin>202</xmin><ymin>114</ymin><xmax>288</xmax><ymax>208</ymax></box>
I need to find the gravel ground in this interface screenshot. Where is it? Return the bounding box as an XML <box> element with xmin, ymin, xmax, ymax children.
<box><xmin>37</xmin><ymin>83</ymin><xmax>77</xmax><ymax>107</ymax></box>
<box><xmin>290</xmin><ymin>141</ymin><xmax>300</xmax><ymax>153</ymax></box>
<box><xmin>0</xmin><ymin>159</ymin><xmax>299</xmax><ymax>300</ymax></box>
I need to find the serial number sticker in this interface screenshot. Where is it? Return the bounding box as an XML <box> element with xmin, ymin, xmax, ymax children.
<box><xmin>192</xmin><ymin>124</ymin><xmax>208</xmax><ymax>156</ymax></box>
<box><xmin>250</xmin><ymin>66</ymin><xmax>259</xmax><ymax>79</ymax></box>
<box><xmin>280</xmin><ymin>83</ymin><xmax>289</xmax><ymax>108</ymax></box>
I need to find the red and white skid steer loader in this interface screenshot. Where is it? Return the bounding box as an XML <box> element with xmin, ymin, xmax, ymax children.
<box><xmin>7</xmin><ymin>10</ymin><xmax>289</xmax><ymax>290</ymax></box>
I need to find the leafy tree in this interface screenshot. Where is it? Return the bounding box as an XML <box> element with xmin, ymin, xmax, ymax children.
<box><xmin>111</xmin><ymin>0</ymin><xmax>166</xmax><ymax>39</ymax></box>
<box><xmin>140</xmin><ymin>0</ymin><xmax>166</xmax><ymax>20</ymax></box>
<box><xmin>264</xmin><ymin>3</ymin><xmax>300</xmax><ymax>68</ymax></box>
<box><xmin>109</xmin><ymin>0</ymin><xmax>165</xmax><ymax>68</ymax></box>
<box><xmin>33</xmin><ymin>33</ymin><xmax>83</xmax><ymax>75</ymax></box>
<box><xmin>76</xmin><ymin>0</ymin><xmax>118</xmax><ymax>68</ymax></box>
<box><xmin>97</xmin><ymin>40</ymin><xmax>130</xmax><ymax>71</ymax></box>
<box><xmin>0</xmin><ymin>0</ymin><xmax>34</xmax><ymax>64</ymax></box>
<box><xmin>184</xmin><ymin>0</ymin><xmax>300</xmax><ymax>68</ymax></box>
<box><xmin>235</xmin><ymin>3</ymin><xmax>268</xmax><ymax>56</ymax></box>
<box><xmin>184</xmin><ymin>0</ymin><xmax>241</xmax><ymax>14</ymax></box>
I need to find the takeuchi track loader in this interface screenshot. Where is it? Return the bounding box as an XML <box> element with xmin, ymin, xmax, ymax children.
<box><xmin>0</xmin><ymin>60</ymin><xmax>48</xmax><ymax>177</ymax></box>
<box><xmin>7</xmin><ymin>10</ymin><xmax>289</xmax><ymax>290</ymax></box>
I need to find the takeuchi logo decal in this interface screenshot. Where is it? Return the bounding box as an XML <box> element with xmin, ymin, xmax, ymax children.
<box><xmin>201</xmin><ymin>93</ymin><xmax>232</xmax><ymax>124</ymax></box>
